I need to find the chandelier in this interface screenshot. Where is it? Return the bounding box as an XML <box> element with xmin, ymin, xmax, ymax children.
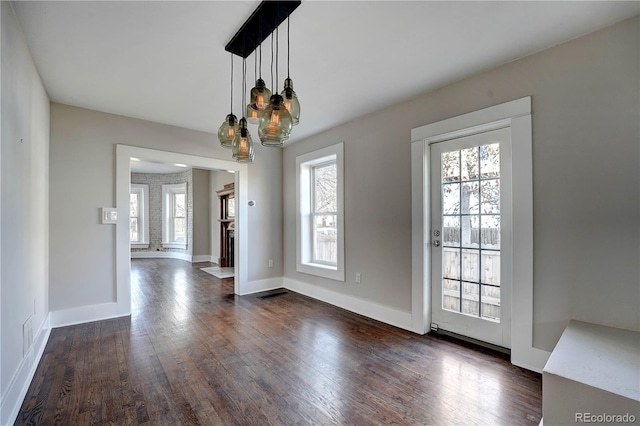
<box><xmin>218</xmin><ymin>1</ymin><xmax>302</xmax><ymax>163</ymax></box>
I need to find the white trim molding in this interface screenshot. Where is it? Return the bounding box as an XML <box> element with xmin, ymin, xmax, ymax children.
<box><xmin>49</xmin><ymin>302</ymin><xmax>128</xmax><ymax>328</ymax></box>
<box><xmin>410</xmin><ymin>97</ymin><xmax>550</xmax><ymax>372</ymax></box>
<box><xmin>284</xmin><ymin>278</ymin><xmax>413</xmax><ymax>332</ymax></box>
<box><xmin>130</xmin><ymin>251</ymin><xmax>192</xmax><ymax>262</ymax></box>
<box><xmin>241</xmin><ymin>277</ymin><xmax>285</xmax><ymax>296</ymax></box>
<box><xmin>192</xmin><ymin>255</ymin><xmax>212</xmax><ymax>263</ymax></box>
<box><xmin>1</xmin><ymin>314</ymin><xmax>51</xmax><ymax>426</ymax></box>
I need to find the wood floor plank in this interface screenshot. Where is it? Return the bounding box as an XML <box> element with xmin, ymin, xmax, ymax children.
<box><xmin>15</xmin><ymin>258</ymin><xmax>542</xmax><ymax>425</ymax></box>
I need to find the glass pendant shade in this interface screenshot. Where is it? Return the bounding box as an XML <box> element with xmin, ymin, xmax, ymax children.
<box><xmin>246</xmin><ymin>103</ymin><xmax>261</xmax><ymax>125</ymax></box>
<box><xmin>218</xmin><ymin>114</ymin><xmax>238</xmax><ymax>148</ymax></box>
<box><xmin>249</xmin><ymin>78</ymin><xmax>272</xmax><ymax>112</ymax></box>
<box><xmin>258</xmin><ymin>94</ymin><xmax>293</xmax><ymax>147</ymax></box>
<box><xmin>232</xmin><ymin>118</ymin><xmax>254</xmax><ymax>163</ymax></box>
<box><xmin>281</xmin><ymin>78</ymin><xmax>300</xmax><ymax>126</ymax></box>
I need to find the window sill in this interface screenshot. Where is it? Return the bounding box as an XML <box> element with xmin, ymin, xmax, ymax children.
<box><xmin>297</xmin><ymin>262</ymin><xmax>344</xmax><ymax>282</ymax></box>
<box><xmin>162</xmin><ymin>242</ymin><xmax>187</xmax><ymax>250</ymax></box>
<box><xmin>131</xmin><ymin>243</ymin><xmax>149</xmax><ymax>249</ymax></box>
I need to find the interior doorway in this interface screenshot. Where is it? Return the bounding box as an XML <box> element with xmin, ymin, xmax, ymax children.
<box><xmin>115</xmin><ymin>145</ymin><xmax>249</xmax><ymax>318</ymax></box>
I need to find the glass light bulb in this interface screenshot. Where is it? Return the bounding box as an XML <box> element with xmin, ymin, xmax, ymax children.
<box><xmin>281</xmin><ymin>78</ymin><xmax>300</xmax><ymax>125</ymax></box>
<box><xmin>246</xmin><ymin>103</ymin><xmax>261</xmax><ymax>125</ymax></box>
<box><xmin>249</xmin><ymin>78</ymin><xmax>272</xmax><ymax>112</ymax></box>
<box><xmin>217</xmin><ymin>114</ymin><xmax>238</xmax><ymax>148</ymax></box>
<box><xmin>232</xmin><ymin>118</ymin><xmax>254</xmax><ymax>163</ymax></box>
<box><xmin>258</xmin><ymin>94</ymin><xmax>292</xmax><ymax>147</ymax></box>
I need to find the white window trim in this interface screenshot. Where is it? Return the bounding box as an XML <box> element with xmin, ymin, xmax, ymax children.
<box><xmin>162</xmin><ymin>182</ymin><xmax>187</xmax><ymax>250</ymax></box>
<box><xmin>130</xmin><ymin>184</ymin><xmax>149</xmax><ymax>248</ymax></box>
<box><xmin>296</xmin><ymin>142</ymin><xmax>344</xmax><ymax>281</ymax></box>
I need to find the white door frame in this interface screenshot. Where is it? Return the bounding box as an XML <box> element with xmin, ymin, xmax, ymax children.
<box><xmin>115</xmin><ymin>145</ymin><xmax>249</xmax><ymax>316</ymax></box>
<box><xmin>410</xmin><ymin>97</ymin><xmax>550</xmax><ymax>372</ymax></box>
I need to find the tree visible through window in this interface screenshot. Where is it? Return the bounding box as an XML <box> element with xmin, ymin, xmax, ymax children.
<box><xmin>312</xmin><ymin>161</ymin><xmax>337</xmax><ymax>265</ymax></box>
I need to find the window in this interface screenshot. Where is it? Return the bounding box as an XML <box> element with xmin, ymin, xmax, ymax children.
<box><xmin>130</xmin><ymin>184</ymin><xmax>149</xmax><ymax>248</ymax></box>
<box><xmin>162</xmin><ymin>183</ymin><xmax>187</xmax><ymax>249</ymax></box>
<box><xmin>296</xmin><ymin>143</ymin><xmax>344</xmax><ymax>281</ymax></box>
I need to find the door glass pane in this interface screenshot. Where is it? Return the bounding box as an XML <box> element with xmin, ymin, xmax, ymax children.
<box><xmin>481</xmin><ymin>285</ymin><xmax>500</xmax><ymax>321</ymax></box>
<box><xmin>481</xmin><ymin>215</ymin><xmax>500</xmax><ymax>249</ymax></box>
<box><xmin>442</xmin><ymin>183</ymin><xmax>460</xmax><ymax>215</ymax></box>
<box><xmin>461</xmin><ymin>249</ymin><xmax>479</xmax><ymax>282</ymax></box>
<box><xmin>443</xmin><ymin>248</ymin><xmax>460</xmax><ymax>279</ymax></box>
<box><xmin>481</xmin><ymin>251</ymin><xmax>500</xmax><ymax>286</ymax></box>
<box><xmin>461</xmin><ymin>282</ymin><xmax>479</xmax><ymax>316</ymax></box>
<box><xmin>461</xmin><ymin>147</ymin><xmax>479</xmax><ymax>181</ymax></box>
<box><xmin>461</xmin><ymin>215</ymin><xmax>479</xmax><ymax>248</ymax></box>
<box><xmin>480</xmin><ymin>143</ymin><xmax>500</xmax><ymax>179</ymax></box>
<box><xmin>442</xmin><ymin>216</ymin><xmax>460</xmax><ymax>247</ymax></box>
<box><xmin>441</xmin><ymin>151</ymin><xmax>460</xmax><ymax>182</ymax></box>
<box><xmin>442</xmin><ymin>279</ymin><xmax>460</xmax><ymax>312</ymax></box>
<box><xmin>461</xmin><ymin>181</ymin><xmax>479</xmax><ymax>214</ymax></box>
<box><xmin>480</xmin><ymin>180</ymin><xmax>500</xmax><ymax>214</ymax></box>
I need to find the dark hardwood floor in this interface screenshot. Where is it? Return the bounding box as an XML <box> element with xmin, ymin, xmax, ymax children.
<box><xmin>16</xmin><ymin>258</ymin><xmax>542</xmax><ymax>425</ymax></box>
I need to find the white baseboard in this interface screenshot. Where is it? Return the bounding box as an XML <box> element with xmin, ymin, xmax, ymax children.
<box><xmin>50</xmin><ymin>302</ymin><xmax>129</xmax><ymax>328</ymax></box>
<box><xmin>283</xmin><ymin>278</ymin><xmax>413</xmax><ymax>332</ymax></box>
<box><xmin>131</xmin><ymin>251</ymin><xmax>192</xmax><ymax>262</ymax></box>
<box><xmin>1</xmin><ymin>314</ymin><xmax>51</xmax><ymax>426</ymax></box>
<box><xmin>191</xmin><ymin>255</ymin><xmax>211</xmax><ymax>263</ymax></box>
<box><xmin>240</xmin><ymin>277</ymin><xmax>284</xmax><ymax>296</ymax></box>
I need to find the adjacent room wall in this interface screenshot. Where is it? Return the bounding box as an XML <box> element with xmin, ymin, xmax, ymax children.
<box><xmin>49</xmin><ymin>103</ymin><xmax>283</xmax><ymax>312</ymax></box>
<box><xmin>0</xmin><ymin>1</ymin><xmax>50</xmax><ymax>420</ymax></box>
<box><xmin>192</xmin><ymin>168</ymin><xmax>210</xmax><ymax>260</ymax></box>
<box><xmin>283</xmin><ymin>16</ymin><xmax>640</xmax><ymax>352</ymax></box>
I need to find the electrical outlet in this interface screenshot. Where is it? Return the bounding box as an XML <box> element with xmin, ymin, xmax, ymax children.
<box><xmin>23</xmin><ymin>317</ymin><xmax>33</xmax><ymax>356</ymax></box>
<box><xmin>355</xmin><ymin>273</ymin><xmax>361</xmax><ymax>283</ymax></box>
<box><xmin>268</xmin><ymin>259</ymin><xmax>273</xmax><ymax>268</ymax></box>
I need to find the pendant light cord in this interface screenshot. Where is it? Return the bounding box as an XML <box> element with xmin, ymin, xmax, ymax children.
<box><xmin>287</xmin><ymin>16</ymin><xmax>290</xmax><ymax>79</ymax></box>
<box><xmin>230</xmin><ymin>53</ymin><xmax>234</xmax><ymax>114</ymax></box>
<box><xmin>276</xmin><ymin>27</ymin><xmax>279</xmax><ymax>90</ymax></box>
<box><xmin>270</xmin><ymin>30</ymin><xmax>274</xmax><ymax>91</ymax></box>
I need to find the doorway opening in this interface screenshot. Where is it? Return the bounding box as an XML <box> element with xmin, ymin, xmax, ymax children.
<box><xmin>115</xmin><ymin>145</ymin><xmax>249</xmax><ymax>317</ymax></box>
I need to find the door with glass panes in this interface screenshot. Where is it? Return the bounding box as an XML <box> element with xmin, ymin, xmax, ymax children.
<box><xmin>430</xmin><ymin>128</ymin><xmax>512</xmax><ymax>348</ymax></box>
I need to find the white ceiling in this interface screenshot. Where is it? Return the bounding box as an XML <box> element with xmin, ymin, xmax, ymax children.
<box><xmin>12</xmin><ymin>1</ymin><xmax>640</xmax><ymax>145</ymax></box>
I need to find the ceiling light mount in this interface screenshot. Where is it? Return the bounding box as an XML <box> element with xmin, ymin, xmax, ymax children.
<box><xmin>225</xmin><ymin>1</ymin><xmax>301</xmax><ymax>59</ymax></box>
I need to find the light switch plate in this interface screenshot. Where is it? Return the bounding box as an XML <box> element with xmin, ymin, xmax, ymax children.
<box><xmin>101</xmin><ymin>207</ymin><xmax>117</xmax><ymax>224</ymax></box>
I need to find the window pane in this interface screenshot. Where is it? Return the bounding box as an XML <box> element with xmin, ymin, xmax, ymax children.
<box><xmin>442</xmin><ymin>183</ymin><xmax>460</xmax><ymax>215</ymax></box>
<box><xmin>443</xmin><ymin>248</ymin><xmax>460</xmax><ymax>280</ymax></box>
<box><xmin>314</xmin><ymin>163</ymin><xmax>337</xmax><ymax>213</ymax></box>
<box><xmin>481</xmin><ymin>215</ymin><xmax>500</xmax><ymax>249</ymax></box>
<box><xmin>130</xmin><ymin>218</ymin><xmax>139</xmax><ymax>241</ymax></box>
<box><xmin>481</xmin><ymin>251</ymin><xmax>500</xmax><ymax>286</ymax></box>
<box><xmin>314</xmin><ymin>214</ymin><xmax>337</xmax><ymax>264</ymax></box>
<box><xmin>480</xmin><ymin>143</ymin><xmax>500</xmax><ymax>179</ymax></box>
<box><xmin>441</xmin><ymin>151</ymin><xmax>460</xmax><ymax>182</ymax></box>
<box><xmin>174</xmin><ymin>218</ymin><xmax>186</xmax><ymax>242</ymax></box>
<box><xmin>461</xmin><ymin>147</ymin><xmax>479</xmax><ymax>181</ymax></box>
<box><xmin>442</xmin><ymin>279</ymin><xmax>460</xmax><ymax>312</ymax></box>
<box><xmin>462</xmin><ymin>249</ymin><xmax>479</xmax><ymax>282</ymax></box>
<box><xmin>130</xmin><ymin>193</ymin><xmax>138</xmax><ymax>217</ymax></box>
<box><xmin>461</xmin><ymin>181</ymin><xmax>479</xmax><ymax>214</ymax></box>
<box><xmin>442</xmin><ymin>216</ymin><xmax>460</xmax><ymax>247</ymax></box>
<box><xmin>461</xmin><ymin>282</ymin><xmax>480</xmax><ymax>316</ymax></box>
<box><xmin>174</xmin><ymin>193</ymin><xmax>186</xmax><ymax>217</ymax></box>
<box><xmin>461</xmin><ymin>215</ymin><xmax>480</xmax><ymax>248</ymax></box>
<box><xmin>480</xmin><ymin>179</ymin><xmax>500</xmax><ymax>214</ymax></box>
<box><xmin>481</xmin><ymin>285</ymin><xmax>500</xmax><ymax>321</ymax></box>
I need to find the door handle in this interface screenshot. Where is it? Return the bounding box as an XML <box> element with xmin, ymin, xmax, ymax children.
<box><xmin>433</xmin><ymin>240</ymin><xmax>441</xmax><ymax>247</ymax></box>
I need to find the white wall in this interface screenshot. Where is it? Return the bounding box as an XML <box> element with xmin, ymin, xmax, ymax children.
<box><xmin>49</xmin><ymin>103</ymin><xmax>283</xmax><ymax>311</ymax></box>
<box><xmin>283</xmin><ymin>16</ymin><xmax>639</xmax><ymax>352</ymax></box>
<box><xmin>0</xmin><ymin>1</ymin><xmax>50</xmax><ymax>420</ymax></box>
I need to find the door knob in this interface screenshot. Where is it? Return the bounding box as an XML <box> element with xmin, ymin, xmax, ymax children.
<box><xmin>433</xmin><ymin>240</ymin><xmax>441</xmax><ymax>247</ymax></box>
